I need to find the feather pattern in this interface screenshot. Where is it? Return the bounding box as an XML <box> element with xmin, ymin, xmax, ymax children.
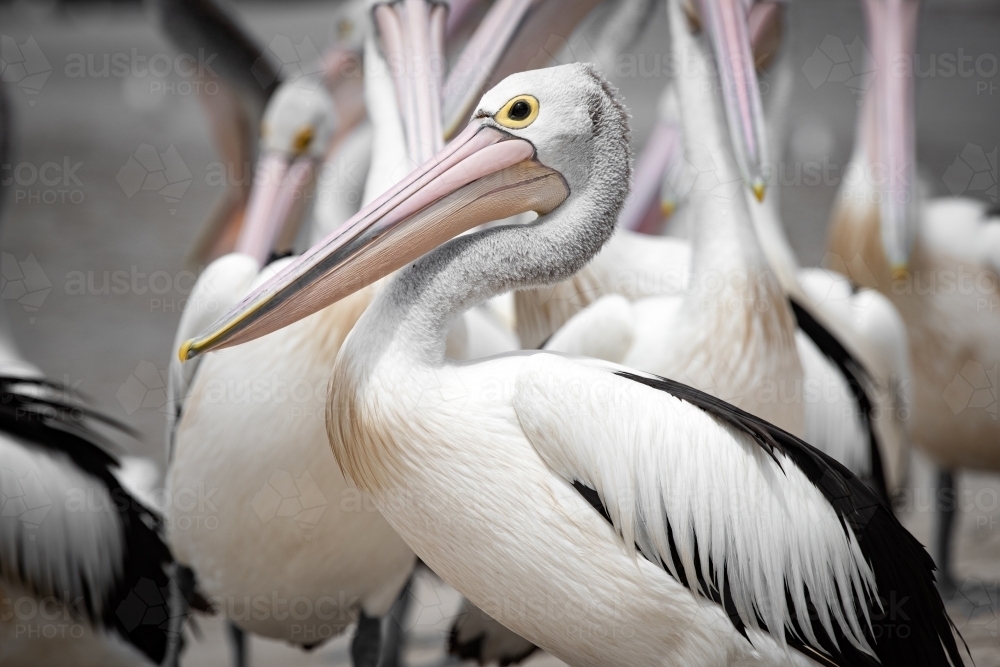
<box><xmin>790</xmin><ymin>299</ymin><xmax>888</xmax><ymax>500</ymax></box>
<box><xmin>513</xmin><ymin>354</ymin><xmax>963</xmax><ymax>667</ymax></box>
<box><xmin>0</xmin><ymin>376</ymin><xmax>177</xmax><ymax>664</ymax></box>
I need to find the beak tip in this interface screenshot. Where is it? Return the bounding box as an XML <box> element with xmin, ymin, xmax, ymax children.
<box><xmin>178</xmin><ymin>340</ymin><xmax>197</xmax><ymax>363</ymax></box>
<box><xmin>660</xmin><ymin>200</ymin><xmax>677</xmax><ymax>219</ymax></box>
<box><xmin>752</xmin><ymin>182</ymin><xmax>766</xmax><ymax>203</ymax></box>
<box><xmin>891</xmin><ymin>264</ymin><xmax>909</xmax><ymax>282</ymax></box>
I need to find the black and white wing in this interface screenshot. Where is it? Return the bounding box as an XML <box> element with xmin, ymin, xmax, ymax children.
<box><xmin>0</xmin><ymin>377</ymin><xmax>178</xmax><ymax>664</ymax></box>
<box><xmin>513</xmin><ymin>354</ymin><xmax>963</xmax><ymax>667</ymax></box>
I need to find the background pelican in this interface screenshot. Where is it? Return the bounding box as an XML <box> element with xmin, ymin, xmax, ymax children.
<box><xmin>541</xmin><ymin>0</ymin><xmax>895</xmax><ymax>499</ymax></box>
<box><xmin>166</xmin><ymin>3</ymin><xmax>530</xmax><ymax>665</ymax></box>
<box><xmin>153</xmin><ymin>0</ymin><xmax>282</xmax><ymax>265</ymax></box>
<box><xmin>825</xmin><ymin>0</ymin><xmax>1000</xmax><ymax>593</ymax></box>
<box><xmin>0</xmin><ymin>82</ymin><xmax>191</xmax><ymax>666</ymax></box>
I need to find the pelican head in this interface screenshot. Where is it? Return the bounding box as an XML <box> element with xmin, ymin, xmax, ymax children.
<box><xmin>181</xmin><ymin>63</ymin><xmax>630</xmax><ymax>360</ymax></box>
<box><xmin>235</xmin><ymin>80</ymin><xmax>337</xmax><ymax>264</ymax></box>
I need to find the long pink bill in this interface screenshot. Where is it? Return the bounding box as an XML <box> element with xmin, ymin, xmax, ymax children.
<box><xmin>618</xmin><ymin>120</ymin><xmax>683</xmax><ymax>233</ymax></box>
<box><xmin>442</xmin><ymin>0</ymin><xmax>603</xmax><ymax>138</ymax></box>
<box><xmin>864</xmin><ymin>0</ymin><xmax>920</xmax><ymax>272</ymax></box>
<box><xmin>697</xmin><ymin>0</ymin><xmax>768</xmax><ymax>200</ymax></box>
<box><xmin>234</xmin><ymin>152</ymin><xmax>314</xmax><ymax>266</ymax></box>
<box><xmin>180</xmin><ymin>123</ymin><xmax>569</xmax><ymax>361</ymax></box>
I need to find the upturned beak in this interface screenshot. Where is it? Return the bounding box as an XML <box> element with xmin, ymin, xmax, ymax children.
<box><xmin>180</xmin><ymin>123</ymin><xmax>569</xmax><ymax>361</ymax></box>
<box><xmin>865</xmin><ymin>0</ymin><xmax>919</xmax><ymax>273</ymax></box>
<box><xmin>374</xmin><ymin>0</ymin><xmax>449</xmax><ymax>163</ymax></box>
<box><xmin>695</xmin><ymin>0</ymin><xmax>769</xmax><ymax>200</ymax></box>
<box><xmin>442</xmin><ymin>0</ymin><xmax>602</xmax><ymax>138</ymax></box>
<box><xmin>618</xmin><ymin>120</ymin><xmax>683</xmax><ymax>233</ymax></box>
<box><xmin>234</xmin><ymin>151</ymin><xmax>317</xmax><ymax>266</ymax></box>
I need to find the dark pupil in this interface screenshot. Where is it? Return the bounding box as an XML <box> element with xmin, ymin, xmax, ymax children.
<box><xmin>508</xmin><ymin>100</ymin><xmax>531</xmax><ymax>121</ymax></box>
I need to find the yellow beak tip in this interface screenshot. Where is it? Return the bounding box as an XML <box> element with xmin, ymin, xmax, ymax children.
<box><xmin>178</xmin><ymin>340</ymin><xmax>196</xmax><ymax>363</ymax></box>
<box><xmin>891</xmin><ymin>265</ymin><xmax>909</xmax><ymax>282</ymax></box>
<box><xmin>660</xmin><ymin>201</ymin><xmax>676</xmax><ymax>219</ymax></box>
<box><xmin>752</xmin><ymin>182</ymin><xmax>766</xmax><ymax>203</ymax></box>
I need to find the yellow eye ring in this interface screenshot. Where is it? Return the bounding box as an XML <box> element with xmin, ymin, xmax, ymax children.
<box><xmin>495</xmin><ymin>95</ymin><xmax>539</xmax><ymax>130</ymax></box>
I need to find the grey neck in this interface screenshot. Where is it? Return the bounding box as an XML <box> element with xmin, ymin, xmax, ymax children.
<box><xmin>381</xmin><ymin>173</ymin><xmax>625</xmax><ymax>365</ymax></box>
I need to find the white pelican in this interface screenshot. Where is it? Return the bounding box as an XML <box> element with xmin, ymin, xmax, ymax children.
<box><xmin>165</xmin><ymin>45</ymin><xmax>411</xmax><ymax>667</ymax></box>
<box><xmin>0</xmin><ymin>304</ymin><xmax>187</xmax><ymax>667</ymax></box>
<box><xmin>739</xmin><ymin>1</ymin><xmax>911</xmax><ymax>497</ymax></box>
<box><xmin>182</xmin><ymin>62</ymin><xmax>964</xmax><ymax>667</ymax></box>
<box><xmin>824</xmin><ymin>0</ymin><xmax>1000</xmax><ymax>592</ymax></box>
<box><xmin>603</xmin><ymin>0</ymin><xmax>802</xmax><ymax>435</ymax></box>
<box><xmin>738</xmin><ymin>1</ymin><xmax>912</xmax><ymax>497</ymax></box>
<box><xmin>540</xmin><ymin>0</ymin><xmax>895</xmax><ymax>500</ymax></box>
<box><xmin>166</xmin><ymin>4</ymin><xmax>523</xmax><ymax>665</ymax></box>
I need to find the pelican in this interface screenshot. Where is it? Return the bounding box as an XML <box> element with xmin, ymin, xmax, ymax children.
<box><xmin>824</xmin><ymin>0</ymin><xmax>1000</xmax><ymax>592</ymax></box>
<box><xmin>0</xmin><ymin>81</ymin><xmax>192</xmax><ymax>665</ymax></box>
<box><xmin>153</xmin><ymin>0</ymin><xmax>282</xmax><ymax>264</ymax></box>
<box><xmin>0</xmin><ymin>301</ymin><xmax>185</xmax><ymax>667</ymax></box>
<box><xmin>540</xmin><ymin>0</ymin><xmax>894</xmax><ymax>499</ymax></box>
<box><xmin>181</xmin><ymin>62</ymin><xmax>964</xmax><ymax>667</ymax></box>
<box><xmin>166</xmin><ymin>4</ymin><xmax>523</xmax><ymax>666</ymax></box>
<box><xmin>740</xmin><ymin>1</ymin><xmax>912</xmax><ymax>497</ymax></box>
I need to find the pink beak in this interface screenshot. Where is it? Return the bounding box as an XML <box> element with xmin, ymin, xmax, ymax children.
<box><xmin>181</xmin><ymin>123</ymin><xmax>569</xmax><ymax>360</ymax></box>
<box><xmin>862</xmin><ymin>0</ymin><xmax>920</xmax><ymax>271</ymax></box>
<box><xmin>234</xmin><ymin>152</ymin><xmax>317</xmax><ymax>266</ymax></box>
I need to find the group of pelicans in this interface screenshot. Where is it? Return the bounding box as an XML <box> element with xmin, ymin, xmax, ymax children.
<box><xmin>1</xmin><ymin>0</ymin><xmax>998</xmax><ymax>665</ymax></box>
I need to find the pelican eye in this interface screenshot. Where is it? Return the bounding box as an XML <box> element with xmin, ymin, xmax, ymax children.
<box><xmin>292</xmin><ymin>126</ymin><xmax>314</xmax><ymax>153</ymax></box>
<box><xmin>495</xmin><ymin>95</ymin><xmax>539</xmax><ymax>130</ymax></box>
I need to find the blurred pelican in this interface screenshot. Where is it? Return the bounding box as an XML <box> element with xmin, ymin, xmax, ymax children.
<box><xmin>825</xmin><ymin>0</ymin><xmax>1000</xmax><ymax>593</ymax></box>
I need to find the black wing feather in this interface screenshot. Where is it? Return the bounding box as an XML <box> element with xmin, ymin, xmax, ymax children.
<box><xmin>789</xmin><ymin>297</ymin><xmax>889</xmax><ymax>501</ymax></box>
<box><xmin>0</xmin><ymin>376</ymin><xmax>181</xmax><ymax>665</ymax></box>
<box><xmin>585</xmin><ymin>371</ymin><xmax>966</xmax><ymax>667</ymax></box>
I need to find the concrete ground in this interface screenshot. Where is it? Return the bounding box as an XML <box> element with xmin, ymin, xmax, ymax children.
<box><xmin>0</xmin><ymin>0</ymin><xmax>996</xmax><ymax>665</ymax></box>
